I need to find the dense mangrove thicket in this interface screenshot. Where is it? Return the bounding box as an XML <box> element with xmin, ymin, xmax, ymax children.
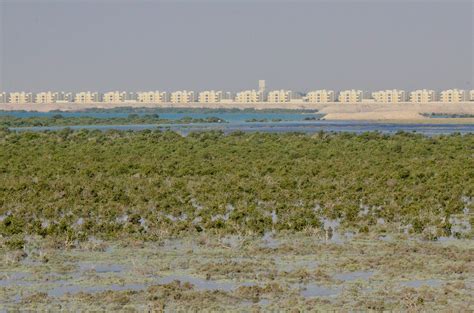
<box><xmin>72</xmin><ymin>107</ymin><xmax>320</xmax><ymax>114</ymax></box>
<box><xmin>0</xmin><ymin>114</ymin><xmax>226</xmax><ymax>127</ymax></box>
<box><xmin>0</xmin><ymin>129</ymin><xmax>472</xmax><ymax>242</ymax></box>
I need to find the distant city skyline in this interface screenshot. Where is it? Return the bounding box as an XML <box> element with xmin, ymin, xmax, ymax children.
<box><xmin>2</xmin><ymin>85</ymin><xmax>473</xmax><ymax>104</ymax></box>
<box><xmin>1</xmin><ymin>1</ymin><xmax>472</xmax><ymax>92</ymax></box>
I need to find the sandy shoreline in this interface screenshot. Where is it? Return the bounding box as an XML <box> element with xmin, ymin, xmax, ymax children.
<box><xmin>1</xmin><ymin>101</ymin><xmax>473</xmax><ymax>122</ymax></box>
<box><xmin>333</xmin><ymin>118</ymin><xmax>474</xmax><ymax>124</ymax></box>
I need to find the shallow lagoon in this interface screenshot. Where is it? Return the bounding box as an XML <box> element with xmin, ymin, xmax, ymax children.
<box><xmin>0</xmin><ymin>110</ymin><xmax>319</xmax><ymax>122</ymax></box>
<box><xmin>1</xmin><ymin>234</ymin><xmax>473</xmax><ymax>311</ymax></box>
<box><xmin>3</xmin><ymin>110</ymin><xmax>473</xmax><ymax>135</ymax></box>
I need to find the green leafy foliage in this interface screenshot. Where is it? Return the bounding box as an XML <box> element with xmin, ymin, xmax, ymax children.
<box><xmin>0</xmin><ymin>115</ymin><xmax>226</xmax><ymax>127</ymax></box>
<box><xmin>0</xmin><ymin>130</ymin><xmax>472</xmax><ymax>239</ymax></box>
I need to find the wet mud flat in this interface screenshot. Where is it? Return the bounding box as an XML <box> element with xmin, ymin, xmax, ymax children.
<box><xmin>1</xmin><ymin>233</ymin><xmax>473</xmax><ymax>311</ymax></box>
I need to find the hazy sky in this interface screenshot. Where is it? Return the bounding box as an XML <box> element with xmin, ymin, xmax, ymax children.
<box><xmin>1</xmin><ymin>0</ymin><xmax>472</xmax><ymax>92</ymax></box>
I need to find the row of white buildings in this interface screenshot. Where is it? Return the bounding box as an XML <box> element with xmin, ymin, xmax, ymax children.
<box><xmin>1</xmin><ymin>88</ymin><xmax>473</xmax><ymax>104</ymax></box>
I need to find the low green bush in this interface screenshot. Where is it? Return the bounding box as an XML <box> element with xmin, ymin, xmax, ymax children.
<box><xmin>0</xmin><ymin>130</ymin><xmax>471</xmax><ymax>240</ymax></box>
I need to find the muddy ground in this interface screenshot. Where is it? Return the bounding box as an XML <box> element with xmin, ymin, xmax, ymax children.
<box><xmin>1</xmin><ymin>231</ymin><xmax>473</xmax><ymax>312</ymax></box>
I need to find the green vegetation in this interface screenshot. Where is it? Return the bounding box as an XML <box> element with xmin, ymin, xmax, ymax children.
<box><xmin>0</xmin><ymin>129</ymin><xmax>473</xmax><ymax>310</ymax></box>
<box><xmin>245</xmin><ymin>118</ymin><xmax>283</xmax><ymax>122</ymax></box>
<box><xmin>0</xmin><ymin>114</ymin><xmax>226</xmax><ymax>127</ymax></box>
<box><xmin>67</xmin><ymin>107</ymin><xmax>320</xmax><ymax>114</ymax></box>
<box><xmin>0</xmin><ymin>129</ymin><xmax>472</xmax><ymax>243</ymax></box>
<box><xmin>422</xmin><ymin>113</ymin><xmax>474</xmax><ymax>119</ymax></box>
<box><xmin>244</xmin><ymin>114</ymin><xmax>323</xmax><ymax>122</ymax></box>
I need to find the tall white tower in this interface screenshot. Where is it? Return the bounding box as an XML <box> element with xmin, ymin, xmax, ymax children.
<box><xmin>258</xmin><ymin>80</ymin><xmax>266</xmax><ymax>93</ymax></box>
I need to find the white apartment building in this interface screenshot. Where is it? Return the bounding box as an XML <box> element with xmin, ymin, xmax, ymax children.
<box><xmin>36</xmin><ymin>91</ymin><xmax>73</xmax><ymax>103</ymax></box>
<box><xmin>102</xmin><ymin>91</ymin><xmax>126</xmax><ymax>103</ymax></box>
<box><xmin>170</xmin><ymin>90</ymin><xmax>195</xmax><ymax>103</ymax></box>
<box><xmin>267</xmin><ymin>90</ymin><xmax>291</xmax><ymax>103</ymax></box>
<box><xmin>74</xmin><ymin>92</ymin><xmax>100</xmax><ymax>103</ymax></box>
<box><xmin>372</xmin><ymin>89</ymin><xmax>407</xmax><ymax>103</ymax></box>
<box><xmin>338</xmin><ymin>90</ymin><xmax>363</xmax><ymax>103</ymax></box>
<box><xmin>137</xmin><ymin>91</ymin><xmax>167</xmax><ymax>103</ymax></box>
<box><xmin>409</xmin><ymin>89</ymin><xmax>437</xmax><ymax>103</ymax></box>
<box><xmin>9</xmin><ymin>92</ymin><xmax>34</xmax><ymax>104</ymax></box>
<box><xmin>439</xmin><ymin>89</ymin><xmax>468</xmax><ymax>103</ymax></box>
<box><xmin>0</xmin><ymin>92</ymin><xmax>6</xmax><ymax>103</ymax></box>
<box><xmin>198</xmin><ymin>90</ymin><xmax>223</xmax><ymax>103</ymax></box>
<box><xmin>306</xmin><ymin>90</ymin><xmax>335</xmax><ymax>103</ymax></box>
<box><xmin>35</xmin><ymin>91</ymin><xmax>59</xmax><ymax>103</ymax></box>
<box><xmin>469</xmin><ymin>90</ymin><xmax>474</xmax><ymax>101</ymax></box>
<box><xmin>235</xmin><ymin>90</ymin><xmax>262</xmax><ymax>103</ymax></box>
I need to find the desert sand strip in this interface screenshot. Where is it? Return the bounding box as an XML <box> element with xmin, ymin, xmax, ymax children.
<box><xmin>322</xmin><ymin>111</ymin><xmax>427</xmax><ymax>120</ymax></box>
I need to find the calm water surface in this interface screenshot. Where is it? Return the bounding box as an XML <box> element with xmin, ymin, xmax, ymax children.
<box><xmin>2</xmin><ymin>111</ymin><xmax>473</xmax><ymax>135</ymax></box>
<box><xmin>0</xmin><ymin>111</ymin><xmax>315</xmax><ymax>122</ymax></box>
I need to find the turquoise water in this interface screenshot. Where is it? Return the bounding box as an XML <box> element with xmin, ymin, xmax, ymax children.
<box><xmin>0</xmin><ymin>110</ymin><xmax>317</xmax><ymax>122</ymax></box>
<box><xmin>2</xmin><ymin>110</ymin><xmax>473</xmax><ymax>135</ymax></box>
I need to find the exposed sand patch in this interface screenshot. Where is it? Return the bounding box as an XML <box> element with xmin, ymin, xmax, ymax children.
<box><xmin>322</xmin><ymin>111</ymin><xmax>427</xmax><ymax>120</ymax></box>
<box><xmin>319</xmin><ymin>102</ymin><xmax>473</xmax><ymax>113</ymax></box>
<box><xmin>319</xmin><ymin>102</ymin><xmax>474</xmax><ymax>120</ymax></box>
